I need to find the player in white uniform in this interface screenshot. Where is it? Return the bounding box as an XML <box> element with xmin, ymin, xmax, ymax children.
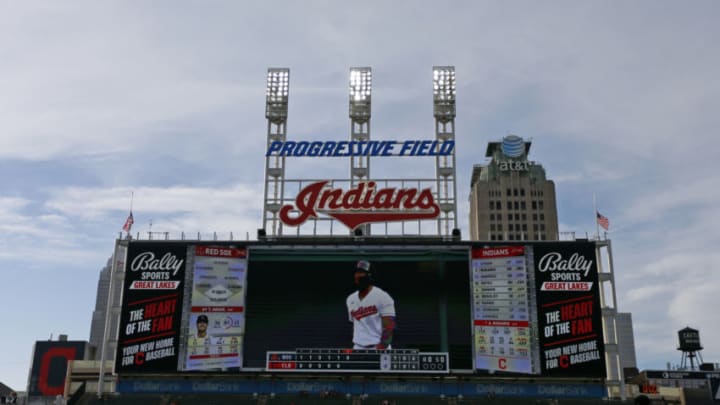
<box><xmin>189</xmin><ymin>314</ymin><xmax>211</xmax><ymax>355</ymax></box>
<box><xmin>346</xmin><ymin>260</ymin><xmax>396</xmax><ymax>349</ymax></box>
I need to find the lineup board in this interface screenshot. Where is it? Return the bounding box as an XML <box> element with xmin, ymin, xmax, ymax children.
<box><xmin>184</xmin><ymin>246</ymin><xmax>248</xmax><ymax>370</ymax></box>
<box><xmin>471</xmin><ymin>246</ymin><xmax>534</xmax><ymax>374</ymax></box>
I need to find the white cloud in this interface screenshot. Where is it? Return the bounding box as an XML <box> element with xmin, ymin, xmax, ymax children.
<box><xmin>622</xmin><ymin>177</ymin><xmax>720</xmax><ymax>224</ymax></box>
<box><xmin>623</xmin><ymin>284</ymin><xmax>675</xmax><ymax>305</ymax></box>
<box><xmin>0</xmin><ymin>183</ymin><xmax>262</xmax><ymax>267</ymax></box>
<box><xmin>0</xmin><ymin>197</ymin><xmax>54</xmax><ymax>238</ymax></box>
<box><xmin>44</xmin><ymin>184</ymin><xmax>262</xmax><ymax>219</ymax></box>
<box><xmin>0</xmin><ymin>197</ymin><xmax>31</xmax><ymax>214</ymax></box>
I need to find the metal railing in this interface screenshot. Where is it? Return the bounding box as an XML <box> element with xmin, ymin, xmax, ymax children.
<box><xmin>118</xmin><ymin>231</ymin><xmax>250</xmax><ymax>241</ymax></box>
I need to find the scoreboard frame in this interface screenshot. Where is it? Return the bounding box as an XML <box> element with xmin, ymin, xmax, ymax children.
<box><xmin>112</xmin><ymin>238</ymin><xmax>609</xmax><ymax>380</ymax></box>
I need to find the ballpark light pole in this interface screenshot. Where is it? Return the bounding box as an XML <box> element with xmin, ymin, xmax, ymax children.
<box><xmin>263</xmin><ymin>68</ymin><xmax>290</xmax><ymax>237</ymax></box>
<box><xmin>349</xmin><ymin>67</ymin><xmax>372</xmax><ymax>236</ymax></box>
<box><xmin>432</xmin><ymin>66</ymin><xmax>458</xmax><ymax>236</ymax></box>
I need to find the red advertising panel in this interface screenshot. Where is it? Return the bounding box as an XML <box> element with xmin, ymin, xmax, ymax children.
<box><xmin>533</xmin><ymin>242</ymin><xmax>605</xmax><ymax>377</ymax></box>
<box><xmin>27</xmin><ymin>341</ymin><xmax>86</xmax><ymax>396</ymax></box>
<box><xmin>115</xmin><ymin>243</ymin><xmax>187</xmax><ymax>373</ymax></box>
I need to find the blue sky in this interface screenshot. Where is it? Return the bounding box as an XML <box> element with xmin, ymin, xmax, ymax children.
<box><xmin>2</xmin><ymin>0</ymin><xmax>719</xmax><ymax>390</ymax></box>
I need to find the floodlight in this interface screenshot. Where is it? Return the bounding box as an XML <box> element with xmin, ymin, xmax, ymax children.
<box><xmin>433</xmin><ymin>66</ymin><xmax>456</xmax><ymax>121</ymax></box>
<box><xmin>266</xmin><ymin>68</ymin><xmax>289</xmax><ymax>121</ymax></box>
<box><xmin>349</xmin><ymin>67</ymin><xmax>372</xmax><ymax>103</ymax></box>
<box><xmin>266</xmin><ymin>68</ymin><xmax>289</xmax><ymax>103</ymax></box>
<box><xmin>433</xmin><ymin>66</ymin><xmax>456</xmax><ymax>101</ymax></box>
<box><xmin>349</xmin><ymin>67</ymin><xmax>372</xmax><ymax>120</ymax></box>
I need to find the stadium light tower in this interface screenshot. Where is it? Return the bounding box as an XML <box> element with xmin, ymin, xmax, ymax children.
<box><xmin>266</xmin><ymin>68</ymin><xmax>289</xmax><ymax>122</ymax></box>
<box><xmin>349</xmin><ymin>67</ymin><xmax>372</xmax><ymax>235</ymax></box>
<box><xmin>349</xmin><ymin>67</ymin><xmax>372</xmax><ymax>119</ymax></box>
<box><xmin>263</xmin><ymin>68</ymin><xmax>290</xmax><ymax>236</ymax></box>
<box><xmin>433</xmin><ymin>67</ymin><xmax>456</xmax><ymax>116</ymax></box>
<box><xmin>432</xmin><ymin>66</ymin><xmax>458</xmax><ymax>236</ymax></box>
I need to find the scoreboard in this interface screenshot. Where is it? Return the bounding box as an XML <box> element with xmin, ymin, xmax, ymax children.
<box><xmin>115</xmin><ymin>240</ymin><xmax>606</xmax><ymax>379</ymax></box>
<box><xmin>267</xmin><ymin>349</ymin><xmax>449</xmax><ymax>373</ymax></box>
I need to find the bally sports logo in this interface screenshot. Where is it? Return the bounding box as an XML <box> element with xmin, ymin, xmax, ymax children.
<box><xmin>128</xmin><ymin>252</ymin><xmax>184</xmax><ymax>290</ymax></box>
<box><xmin>538</xmin><ymin>252</ymin><xmax>594</xmax><ymax>292</ymax></box>
<box><xmin>279</xmin><ymin>181</ymin><xmax>440</xmax><ymax>230</ymax></box>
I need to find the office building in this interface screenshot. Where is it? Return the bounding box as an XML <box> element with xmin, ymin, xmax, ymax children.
<box><xmin>616</xmin><ymin>312</ymin><xmax>638</xmax><ymax>370</ymax></box>
<box><xmin>88</xmin><ymin>252</ymin><xmax>124</xmax><ymax>362</ymax></box>
<box><xmin>469</xmin><ymin>135</ymin><xmax>559</xmax><ymax>241</ymax></box>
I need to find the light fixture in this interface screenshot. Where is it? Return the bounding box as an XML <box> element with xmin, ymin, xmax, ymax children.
<box><xmin>349</xmin><ymin>67</ymin><xmax>372</xmax><ymax>103</ymax></box>
<box><xmin>266</xmin><ymin>68</ymin><xmax>289</xmax><ymax>103</ymax></box>
<box><xmin>266</xmin><ymin>68</ymin><xmax>290</xmax><ymax>121</ymax></box>
<box><xmin>433</xmin><ymin>66</ymin><xmax>456</xmax><ymax>101</ymax></box>
<box><xmin>433</xmin><ymin>66</ymin><xmax>456</xmax><ymax>121</ymax></box>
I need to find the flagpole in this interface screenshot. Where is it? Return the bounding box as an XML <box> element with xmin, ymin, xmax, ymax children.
<box><xmin>593</xmin><ymin>193</ymin><xmax>600</xmax><ymax>240</ymax></box>
<box><xmin>120</xmin><ymin>191</ymin><xmax>135</xmax><ymax>239</ymax></box>
<box><xmin>126</xmin><ymin>192</ymin><xmax>134</xmax><ymax>238</ymax></box>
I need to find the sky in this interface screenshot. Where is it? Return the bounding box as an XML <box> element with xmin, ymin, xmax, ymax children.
<box><xmin>1</xmin><ymin>0</ymin><xmax>719</xmax><ymax>391</ymax></box>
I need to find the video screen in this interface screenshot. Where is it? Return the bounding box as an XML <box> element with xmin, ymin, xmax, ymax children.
<box><xmin>242</xmin><ymin>246</ymin><xmax>473</xmax><ymax>369</ymax></box>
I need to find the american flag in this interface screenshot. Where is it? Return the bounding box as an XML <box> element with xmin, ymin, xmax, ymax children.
<box><xmin>596</xmin><ymin>211</ymin><xmax>609</xmax><ymax>231</ymax></box>
<box><xmin>122</xmin><ymin>212</ymin><xmax>134</xmax><ymax>233</ymax></box>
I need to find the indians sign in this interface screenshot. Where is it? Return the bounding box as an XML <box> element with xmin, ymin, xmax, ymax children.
<box><xmin>279</xmin><ymin>181</ymin><xmax>440</xmax><ymax>229</ymax></box>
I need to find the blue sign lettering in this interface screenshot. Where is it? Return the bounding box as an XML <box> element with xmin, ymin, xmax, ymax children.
<box><xmin>265</xmin><ymin>140</ymin><xmax>454</xmax><ymax>157</ymax></box>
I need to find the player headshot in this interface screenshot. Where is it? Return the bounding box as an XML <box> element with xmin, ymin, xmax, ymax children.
<box><xmin>195</xmin><ymin>314</ymin><xmax>209</xmax><ymax>338</ymax></box>
<box><xmin>346</xmin><ymin>260</ymin><xmax>396</xmax><ymax>349</ymax></box>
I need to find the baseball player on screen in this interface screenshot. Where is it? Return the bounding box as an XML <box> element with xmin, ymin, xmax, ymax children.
<box><xmin>346</xmin><ymin>260</ymin><xmax>396</xmax><ymax>349</ymax></box>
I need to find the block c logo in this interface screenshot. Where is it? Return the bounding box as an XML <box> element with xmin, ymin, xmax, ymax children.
<box><xmin>498</xmin><ymin>358</ymin><xmax>507</xmax><ymax>370</ymax></box>
<box><xmin>38</xmin><ymin>347</ymin><xmax>78</xmax><ymax>396</ymax></box>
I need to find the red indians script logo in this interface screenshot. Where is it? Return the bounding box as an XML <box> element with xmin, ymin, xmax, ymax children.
<box><xmin>279</xmin><ymin>181</ymin><xmax>440</xmax><ymax>229</ymax></box>
<box><xmin>351</xmin><ymin>305</ymin><xmax>378</xmax><ymax>320</ymax></box>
